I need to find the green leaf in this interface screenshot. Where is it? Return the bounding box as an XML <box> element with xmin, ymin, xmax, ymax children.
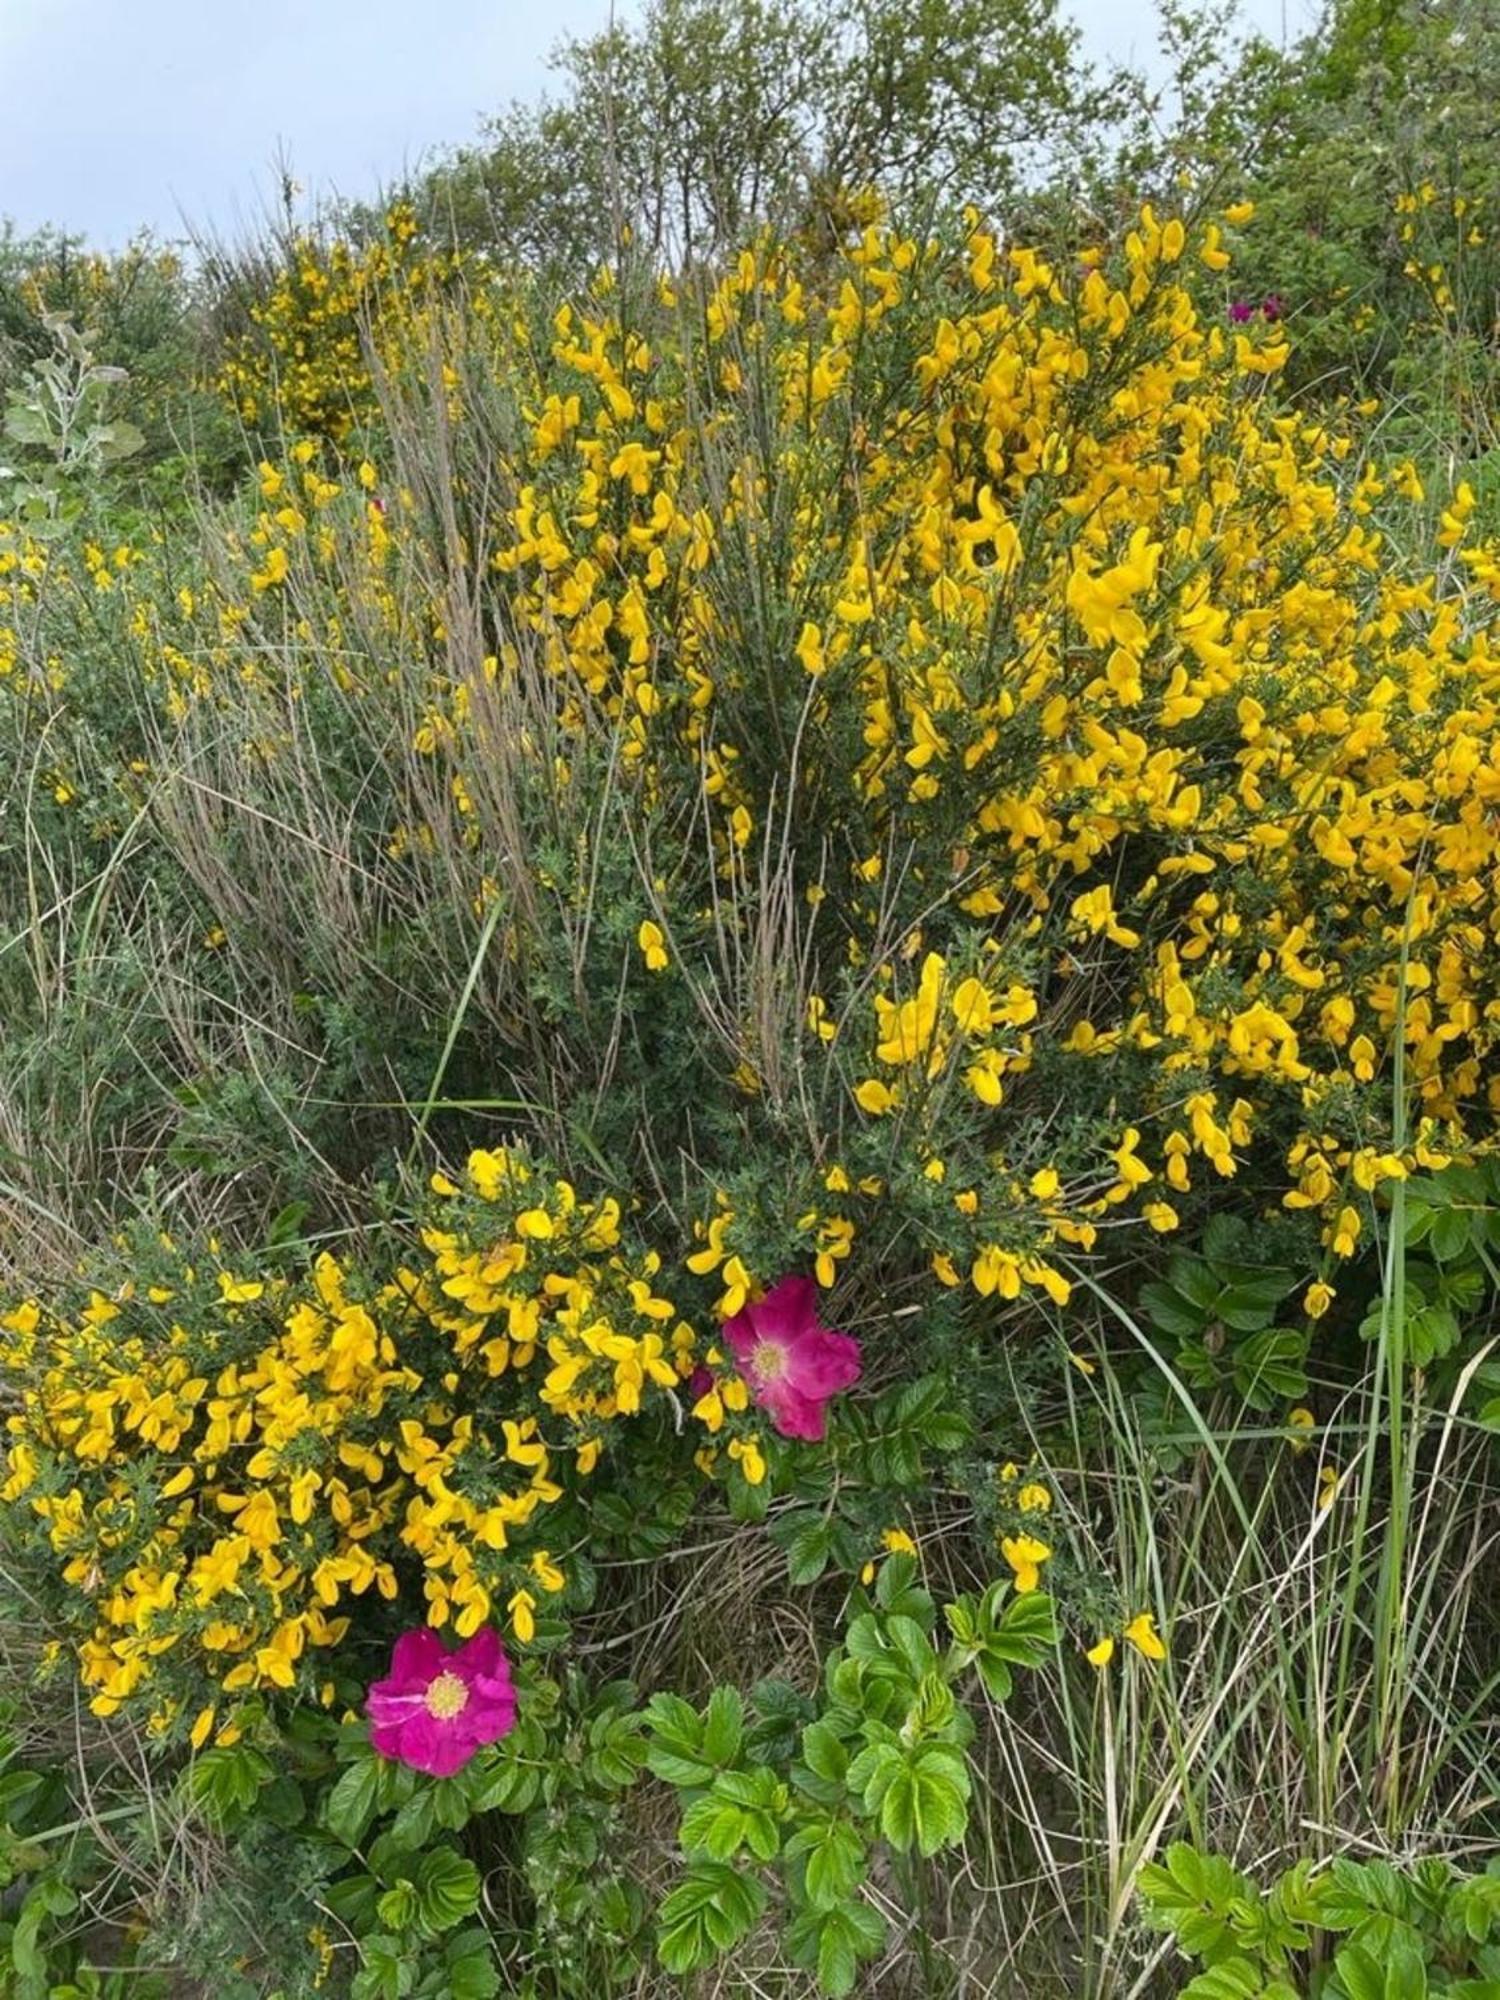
<box><xmin>1138</xmin><ymin>1844</ymin><xmax>1256</xmax><ymax>1960</ymax></box>
<box><xmin>1233</xmin><ymin>1327</ymin><xmax>1309</xmax><ymax>1409</ymax></box>
<box><xmin>1201</xmin><ymin>1214</ymin><xmax>1246</xmax><ymax>1263</ymax></box>
<box><xmin>877</xmin><ymin>1746</ymin><xmax>970</xmax><ymax>1856</ymax></box>
<box><xmin>786</xmin><ymin>1517</ymin><xmax>836</xmax><ymax>1585</ymax></box>
<box><xmin>10</xmin><ymin>1877</ymin><xmax>78</xmax><ymax>1979</ymax></box>
<box><xmin>326</xmin><ymin>1754</ymin><xmax>386</xmax><ymax>1848</ymax></box>
<box><xmin>412</xmin><ymin>1846</ymin><xmax>482</xmax><ymax>1938</ymax></box>
<box><xmin>884</xmin><ymin>1614</ymin><xmax>938</xmax><ymax>1680</ymax></box>
<box><xmin>1217</xmin><ymin>1289</ymin><xmax>1279</xmax><ymax>1333</ymax></box>
<box><xmin>376</xmin><ymin>1879</ymin><xmax>420</xmax><ymax>1932</ymax></box>
<box><xmin>1179</xmin><ymin>1960</ymin><xmax>1267</xmax><ymax>1999</ymax></box>
<box><xmin>657</xmin><ymin>1862</ymin><xmax>767</xmax><ymax>1974</ymax></box>
<box><xmin>1333</xmin><ymin>1940</ymin><xmax>1428</xmax><ymax>2000</ymax></box>
<box><xmin>443</xmin><ymin>1927</ymin><xmax>501</xmax><ymax>2000</ymax></box>
<box><xmin>352</xmin><ymin>1932</ymin><xmax>412</xmax><ymax>2000</ymax></box>
<box><xmin>873</xmin><ymin>1553</ymin><xmax>934</xmax><ymax>1625</ymax></box>
<box><xmin>785</xmin><ymin>1893</ymin><xmax>886</xmax><ymax>1996</ymax></box>
<box><xmin>701</xmin><ymin>1687</ymin><xmax>744</xmax><ymax>1769</ymax></box>
<box><xmin>323</xmin><ymin>1873</ymin><xmax>380</xmax><ymax>1929</ymax></box>
<box><xmin>3</xmin><ymin>404</ymin><xmax>52</xmax><ymax>448</ymax></box>
<box><xmin>787</xmin><ymin>1817</ymin><xmax>866</xmax><ymax>1909</ymax></box>
<box><xmin>681</xmin><ymin>1767</ymin><xmax>783</xmax><ymax>1863</ymax></box>
<box><xmin>903</xmin><ymin>1670</ymin><xmax>956</xmax><ymax>1741</ymax></box>
<box><xmin>644</xmin><ymin>1693</ymin><xmax>717</xmax><ymax>1788</ymax></box>
<box><xmin>1429</xmin><ymin>1203</ymin><xmax>1473</xmax><ymax>1263</ymax></box>
<box><xmin>386</xmin><ymin>1785</ymin><xmax>438</xmax><ymax>1854</ymax></box>
<box><xmin>1406</xmin><ymin>1303</ymin><xmax>1461</xmax><ymax>1366</ymax></box>
<box><xmin>987</xmin><ymin>1587</ymin><xmax>1059</xmax><ymax>1666</ymax></box>
<box><xmin>799</xmin><ymin>1721</ymin><xmax>850</xmax><ymax>1789</ymax></box>
<box><xmin>1140</xmin><ymin>1280</ymin><xmax>1207</xmax><ymax>1338</ymax></box>
<box><xmin>185</xmin><ymin>1743</ymin><xmax>275</xmax><ymax>1826</ymax></box>
<box><xmin>266</xmin><ymin>1198</ymin><xmax>311</xmax><ymax>1246</ymax></box>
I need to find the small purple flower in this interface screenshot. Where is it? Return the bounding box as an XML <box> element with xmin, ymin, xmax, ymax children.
<box><xmin>1229</xmin><ymin>300</ymin><xmax>1255</xmax><ymax>324</ymax></box>
<box><xmin>1261</xmin><ymin>294</ymin><xmax>1284</xmax><ymax>322</ymax></box>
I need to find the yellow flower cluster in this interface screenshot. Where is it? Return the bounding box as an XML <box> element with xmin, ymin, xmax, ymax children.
<box><xmin>0</xmin><ymin>520</ymin><xmax>52</xmax><ymax>683</ymax></box>
<box><xmin>29</xmin><ymin>202</ymin><xmax>1500</xmax><ymax>1437</ymax></box>
<box><xmin>0</xmin><ymin>1149</ymin><xmax>702</xmax><ymax>1721</ymax></box>
<box><xmin>216</xmin><ymin>203</ymin><xmax>474</xmax><ymax>441</ymax></box>
<box><xmin>72</xmin><ymin>208</ymin><xmax>1499</xmax><ymax>1298</ymax></box>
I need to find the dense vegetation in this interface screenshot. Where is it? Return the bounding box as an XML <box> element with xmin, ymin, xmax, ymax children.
<box><xmin>1</xmin><ymin>1</ymin><xmax>1498</xmax><ymax>1994</ymax></box>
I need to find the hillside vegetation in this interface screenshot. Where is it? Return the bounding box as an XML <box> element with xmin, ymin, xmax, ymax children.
<box><xmin>1</xmin><ymin>2</ymin><xmax>1498</xmax><ymax>1994</ymax></box>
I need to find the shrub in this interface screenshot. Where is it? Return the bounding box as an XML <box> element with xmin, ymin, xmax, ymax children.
<box><xmin>5</xmin><ymin>182</ymin><xmax>1500</xmax><ymax>1998</ymax></box>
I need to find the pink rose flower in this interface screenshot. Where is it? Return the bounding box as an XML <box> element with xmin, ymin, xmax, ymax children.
<box><xmin>723</xmin><ymin>1275</ymin><xmax>861</xmax><ymax>1441</ymax></box>
<box><xmin>366</xmin><ymin>1626</ymin><xmax>517</xmax><ymax>1776</ymax></box>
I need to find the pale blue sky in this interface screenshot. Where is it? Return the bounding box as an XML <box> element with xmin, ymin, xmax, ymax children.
<box><xmin>0</xmin><ymin>0</ymin><xmax>1301</xmax><ymax>248</ymax></box>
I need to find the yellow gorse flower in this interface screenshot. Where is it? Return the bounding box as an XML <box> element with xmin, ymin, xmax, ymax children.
<box><xmin>0</xmin><ymin>1147</ymin><xmax>708</xmax><ymax>1713</ymax></box>
<box><xmin>1122</xmin><ymin>1612</ymin><xmax>1167</xmax><ymax>1662</ymax></box>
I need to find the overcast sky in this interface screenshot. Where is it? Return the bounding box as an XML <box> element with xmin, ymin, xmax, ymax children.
<box><xmin>0</xmin><ymin>0</ymin><xmax>1302</xmax><ymax>249</ymax></box>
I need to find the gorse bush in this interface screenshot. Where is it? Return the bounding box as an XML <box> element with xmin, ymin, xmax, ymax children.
<box><xmin>37</xmin><ymin>203</ymin><xmax>1500</xmax><ymax>1284</ymax></box>
<box><xmin>214</xmin><ymin>202</ymin><xmax>475</xmax><ymax>443</ymax></box>
<box><xmin>3</xmin><ymin>5</ymin><xmax>1500</xmax><ymax>1992</ymax></box>
<box><xmin>2</xmin><ymin>1150</ymin><xmax>692</xmax><ymax>1721</ymax></box>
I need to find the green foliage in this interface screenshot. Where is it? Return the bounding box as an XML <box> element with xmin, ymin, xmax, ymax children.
<box><xmin>415</xmin><ymin>0</ymin><xmax>1118</xmax><ymax>270</ymax></box>
<box><xmin>6</xmin><ymin>2</ymin><xmax>1500</xmax><ymax>1995</ymax></box>
<box><xmin>311</xmin><ymin>1674</ymin><xmax>655</xmax><ymax>1998</ymax></box>
<box><xmin>1139</xmin><ymin>1213</ymin><xmax>1306</xmax><ymax>1410</ymax></box>
<box><xmin>643</xmin><ymin>1561</ymin><xmax>1053</xmax><ymax>1992</ymax></box>
<box><xmin>1362</xmin><ymin>1160</ymin><xmax>1500</xmax><ymax>1375</ymax></box>
<box><xmin>1</xmin><ymin>314</ymin><xmax>143</xmax><ymax>534</ymax></box>
<box><xmin>1174</xmin><ymin>0</ymin><xmax>1500</xmax><ymax>432</ymax></box>
<box><xmin>1140</xmin><ymin>1844</ymin><xmax>1500</xmax><ymax>1997</ymax></box>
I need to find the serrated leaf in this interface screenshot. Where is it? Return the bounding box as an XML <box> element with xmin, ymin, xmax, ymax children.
<box><xmin>1429</xmin><ymin>1204</ymin><xmax>1473</xmax><ymax>1263</ymax></box>
<box><xmin>386</xmin><ymin>1785</ymin><xmax>438</xmax><ymax>1854</ymax></box>
<box><xmin>412</xmin><ymin>1846</ymin><xmax>481</xmax><ymax>1938</ymax></box>
<box><xmin>787</xmin><ymin>1816</ymin><xmax>866</xmax><ymax>1909</ymax></box>
<box><xmin>645</xmin><ymin>1692</ymin><xmax>717</xmax><ymax>1788</ymax></box>
<box><xmin>884</xmin><ymin>1614</ymin><xmax>937</xmax><ymax>1679</ymax></box>
<box><xmin>352</xmin><ymin>1932</ymin><xmax>409</xmax><ymax>2000</ymax></box>
<box><xmin>1333</xmin><ymin>1939</ymin><xmax>1428</xmax><ymax>2000</ymax></box>
<box><xmin>1179</xmin><ymin>1959</ymin><xmax>1266</xmax><ymax>1999</ymax></box>
<box><xmin>187</xmin><ymin>1742</ymin><xmax>275</xmax><ymax>1825</ymax></box>
<box><xmin>657</xmin><ymin>1862</ymin><xmax>766</xmax><ymax>1973</ymax></box>
<box><xmin>786</xmin><ymin>1517</ymin><xmax>835</xmax><ymax>1585</ymax></box>
<box><xmin>325</xmin><ymin>1754</ymin><xmax>385</xmax><ymax>1848</ymax></box>
<box><xmin>989</xmin><ymin>1588</ymin><xmax>1059</xmax><ymax>1663</ymax></box>
<box><xmin>1201</xmin><ymin>1213</ymin><xmax>1246</xmax><ymax>1262</ymax></box>
<box><xmin>799</xmin><ymin>1720</ymin><xmax>850</xmax><ymax>1788</ymax></box>
<box><xmin>877</xmin><ymin>1747</ymin><xmax>969</xmax><ymax>1856</ymax></box>
<box><xmin>1233</xmin><ymin>1326</ymin><xmax>1309</xmax><ymax>1409</ymax></box>
<box><xmin>443</xmin><ymin>1926</ymin><xmax>501</xmax><ymax>2000</ymax></box>
<box><xmin>376</xmin><ymin>1878</ymin><xmax>420</xmax><ymax>1932</ymax></box>
<box><xmin>323</xmin><ymin>1873</ymin><xmax>380</xmax><ymax>1928</ymax></box>
<box><xmin>701</xmin><ymin>1687</ymin><xmax>744</xmax><ymax>1768</ymax></box>
<box><xmin>1140</xmin><ymin>1280</ymin><xmax>1207</xmax><ymax>1338</ymax></box>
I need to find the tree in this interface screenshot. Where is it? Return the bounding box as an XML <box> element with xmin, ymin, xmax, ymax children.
<box><xmin>415</xmin><ymin>0</ymin><xmax>1121</xmax><ymax>271</ymax></box>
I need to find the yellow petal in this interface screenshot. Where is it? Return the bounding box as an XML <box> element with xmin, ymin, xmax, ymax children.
<box><xmin>1122</xmin><ymin>1612</ymin><xmax>1167</xmax><ymax>1662</ymax></box>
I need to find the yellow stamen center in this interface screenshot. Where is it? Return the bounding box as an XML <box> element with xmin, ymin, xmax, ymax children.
<box><xmin>424</xmin><ymin>1670</ymin><xmax>469</xmax><ymax>1720</ymax></box>
<box><xmin>750</xmin><ymin>1339</ymin><xmax>786</xmax><ymax>1382</ymax></box>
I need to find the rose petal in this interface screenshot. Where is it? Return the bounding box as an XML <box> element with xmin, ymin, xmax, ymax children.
<box><xmin>751</xmin><ymin>1275</ymin><xmax>820</xmax><ymax>1341</ymax></box>
<box><xmin>453</xmin><ymin>1625</ymin><xmax>505</xmax><ymax>1683</ymax></box>
<box><xmin>385</xmin><ymin>1627</ymin><xmax>448</xmax><ymax>1689</ymax></box>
